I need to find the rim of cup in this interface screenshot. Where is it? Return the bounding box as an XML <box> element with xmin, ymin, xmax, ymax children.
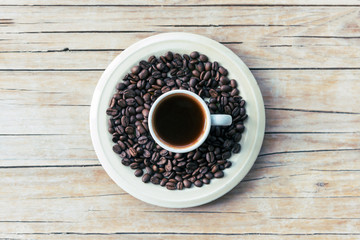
<box><xmin>148</xmin><ymin>90</ymin><xmax>211</xmax><ymax>153</ymax></box>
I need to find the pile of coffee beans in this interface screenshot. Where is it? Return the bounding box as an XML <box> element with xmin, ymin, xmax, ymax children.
<box><xmin>106</xmin><ymin>51</ymin><xmax>246</xmax><ymax>190</ymax></box>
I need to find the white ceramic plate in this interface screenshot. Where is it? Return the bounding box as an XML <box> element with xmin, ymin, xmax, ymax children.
<box><xmin>90</xmin><ymin>32</ymin><xmax>265</xmax><ymax>208</ymax></box>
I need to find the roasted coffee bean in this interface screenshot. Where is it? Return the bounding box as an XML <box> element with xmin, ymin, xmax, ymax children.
<box><xmin>221</xmin><ymin>85</ymin><xmax>232</xmax><ymax>92</ymax></box>
<box><xmin>109</xmin><ymin>98</ymin><xmax>116</xmax><ymax>108</ymax></box>
<box><xmin>131</xmin><ymin>66</ymin><xmax>141</xmax><ymax>75</ymax></box>
<box><xmin>143</xmin><ymin>149</ymin><xmax>151</xmax><ymax>158</ymax></box>
<box><xmin>121</xmin><ymin>158</ymin><xmax>131</xmax><ymax>166</ymax></box>
<box><xmin>233</xmin><ymin>133</ymin><xmax>242</xmax><ymax>142</ymax></box>
<box><xmin>160</xmin><ymin>178</ymin><xmax>168</xmax><ymax>186</ymax></box>
<box><xmin>142</xmin><ymin>173</ymin><xmax>151</xmax><ymax>183</ymax></box>
<box><xmin>224</xmin><ymin>105</ymin><xmax>231</xmax><ymax>115</ymax></box>
<box><xmin>196</xmin><ymin>62</ymin><xmax>205</xmax><ymax>72</ymax></box>
<box><xmin>137</xmin><ymin>125</ymin><xmax>147</xmax><ymax>135</ymax></box>
<box><xmin>158</xmin><ymin>157</ymin><xmax>167</xmax><ymax>165</ymax></box>
<box><xmin>206</xmin><ymin>152</ymin><xmax>215</xmax><ymax>162</ymax></box>
<box><xmin>177</xmin><ymin>161</ymin><xmax>186</xmax><ymax>167</ymax></box>
<box><xmin>189</xmin><ymin>77</ymin><xmax>198</xmax><ymax>87</ymax></box>
<box><xmin>118</xmin><ymin>141</ymin><xmax>126</xmax><ymax>150</ymax></box>
<box><xmin>194</xmin><ymin>180</ymin><xmax>203</xmax><ymax>187</ymax></box>
<box><xmin>174</xmin><ymin>175</ymin><xmax>182</xmax><ymax>183</ymax></box>
<box><xmin>225</xmin><ymin>161</ymin><xmax>232</xmax><ymax>168</ymax></box>
<box><xmin>134</xmin><ymin>169</ymin><xmax>143</xmax><ymax>177</ymax></box>
<box><xmin>135</xmin><ymin>96</ymin><xmax>144</xmax><ymax>105</ymax></box>
<box><xmin>183</xmin><ymin>179</ymin><xmax>191</xmax><ymax>188</ymax></box>
<box><xmin>135</xmin><ymin>107</ymin><xmax>143</xmax><ymax>114</ymax></box>
<box><xmin>211</xmin><ymin>165</ymin><xmax>219</xmax><ymax>173</ymax></box>
<box><xmin>135</xmin><ymin>113</ymin><xmax>144</xmax><ymax>120</ymax></box>
<box><xmin>203</xmin><ymin>71</ymin><xmax>211</xmax><ymax>81</ymax></box>
<box><xmin>139</xmin><ymin>69</ymin><xmax>149</xmax><ymax>79</ymax></box>
<box><xmin>145</xmin><ymin>166</ymin><xmax>153</xmax><ymax>175</ymax></box>
<box><xmin>129</xmin><ymin>147</ymin><xmax>137</xmax><ymax>157</ymax></box>
<box><xmin>165</xmin><ymin>160</ymin><xmax>172</xmax><ymax>172</ymax></box>
<box><xmin>143</xmin><ymin>93</ymin><xmax>151</xmax><ymax>102</ymax></box>
<box><xmin>127</xmin><ymin>106</ymin><xmax>136</xmax><ymax>115</ymax></box>
<box><xmin>199</xmin><ymin>54</ymin><xmax>208</xmax><ymax>62</ymax></box>
<box><xmin>121</xmin><ymin>116</ymin><xmax>129</xmax><ymax>127</ymax></box>
<box><xmin>222</xmin><ymin>151</ymin><xmax>231</xmax><ymax>159</ymax></box>
<box><xmin>154</xmin><ymin>173</ymin><xmax>163</xmax><ymax>180</ymax></box>
<box><xmin>209</xmin><ymin>103</ymin><xmax>217</xmax><ymax>111</ymax></box>
<box><xmin>232</xmin><ymin>143</ymin><xmax>241</xmax><ymax>153</ymax></box>
<box><xmin>190</xmin><ymin>51</ymin><xmax>199</xmax><ymax>59</ymax></box>
<box><xmin>118</xmin><ymin>99</ymin><xmax>126</xmax><ymax>108</ymax></box>
<box><xmin>193</xmin><ymin>151</ymin><xmax>202</xmax><ymax>160</ymax></box>
<box><xmin>230</xmin><ymin>88</ymin><xmax>239</xmax><ymax>96</ymax></box>
<box><xmin>126</xmin><ymin>98</ymin><xmax>136</xmax><ymax>106</ymax></box>
<box><xmin>232</xmin><ymin>107</ymin><xmax>240</xmax><ymax>117</ymax></box>
<box><xmin>116</xmin><ymin>82</ymin><xmax>126</xmax><ymax>90</ymax></box>
<box><xmin>124</xmin><ymin>89</ymin><xmax>135</xmax><ymax>98</ymax></box>
<box><xmin>125</xmin><ymin>126</ymin><xmax>134</xmax><ymax>134</ymax></box>
<box><xmin>224</xmin><ymin>139</ymin><xmax>233</xmax><ymax>149</ymax></box>
<box><xmin>160</xmin><ymin>149</ymin><xmax>168</xmax><ymax>156</ymax></box>
<box><xmin>138</xmin><ymin>136</ymin><xmax>148</xmax><ymax>144</ymax></box>
<box><xmin>112</xmin><ymin>144</ymin><xmax>122</xmax><ymax>154</ymax></box>
<box><xmin>186</xmin><ymin>162</ymin><xmax>197</xmax><ymax>170</ymax></box>
<box><xmin>220</xmin><ymin>76</ymin><xmax>230</xmax><ymax>85</ymax></box>
<box><xmin>205</xmin><ymin>172</ymin><xmax>214</xmax><ymax>179</ymax></box>
<box><xmin>129</xmin><ymin>162</ymin><xmax>138</xmax><ymax>169</ymax></box>
<box><xmin>200</xmin><ymin>166</ymin><xmax>208</xmax><ymax>174</ymax></box>
<box><xmin>115</xmin><ymin>125</ymin><xmax>124</xmax><ymax>134</ymax></box>
<box><xmin>141</xmin><ymin>109</ymin><xmax>149</xmax><ymax>118</ymax></box>
<box><xmin>177</xmin><ymin>181</ymin><xmax>184</xmax><ymax>190</ymax></box>
<box><xmin>218</xmin><ymin>66</ymin><xmax>228</xmax><ymax>76</ymax></box>
<box><xmin>106</xmin><ymin>108</ymin><xmax>118</xmax><ymax>116</ymax></box>
<box><xmin>150</xmin><ymin>176</ymin><xmax>160</xmax><ymax>185</ymax></box>
<box><xmin>230</xmin><ymin>79</ymin><xmax>237</xmax><ymax>88</ymax></box>
<box><xmin>192</xmin><ymin>69</ymin><xmax>200</xmax><ymax>78</ymax></box>
<box><xmin>166</xmin><ymin>181</ymin><xmax>176</xmax><ymax>190</ymax></box>
<box><xmin>202</xmin><ymin>178</ymin><xmax>210</xmax><ymax>184</ymax></box>
<box><xmin>165</xmin><ymin>51</ymin><xmax>173</xmax><ymax>61</ymax></box>
<box><xmin>236</xmin><ymin>124</ymin><xmax>245</xmax><ymax>133</ymax></box>
<box><xmin>214</xmin><ymin>170</ymin><xmax>224</xmax><ymax>178</ymax></box>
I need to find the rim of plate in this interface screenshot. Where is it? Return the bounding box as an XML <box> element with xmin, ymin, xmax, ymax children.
<box><xmin>89</xmin><ymin>32</ymin><xmax>265</xmax><ymax>208</ymax></box>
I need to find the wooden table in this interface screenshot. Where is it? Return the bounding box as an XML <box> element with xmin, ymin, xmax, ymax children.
<box><xmin>1</xmin><ymin>1</ymin><xmax>360</xmax><ymax>239</ymax></box>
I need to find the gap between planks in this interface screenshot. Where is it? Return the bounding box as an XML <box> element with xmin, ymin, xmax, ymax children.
<box><xmin>1</xmin><ymin>149</ymin><xmax>359</xmax><ymax>169</ymax></box>
<box><xmin>1</xmin><ymin>4</ymin><xmax>360</xmax><ymax>7</ymax></box>
<box><xmin>5</xmin><ymin>232</ymin><xmax>360</xmax><ymax>236</ymax></box>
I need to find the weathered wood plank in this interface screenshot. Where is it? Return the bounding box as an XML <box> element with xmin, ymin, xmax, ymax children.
<box><xmin>0</xmin><ymin>151</ymin><xmax>359</xmax><ymax>234</ymax></box>
<box><xmin>1</xmin><ymin>0</ymin><xmax>360</xmax><ymax>6</ymax></box>
<box><xmin>0</xmin><ymin>135</ymin><xmax>97</xmax><ymax>163</ymax></box>
<box><xmin>0</xmin><ymin>6</ymin><xmax>359</xmax><ymax>69</ymax></box>
<box><xmin>1</xmin><ymin>30</ymin><xmax>359</xmax><ymax>52</ymax></box>
<box><xmin>0</xmin><ymin>234</ymin><xmax>357</xmax><ymax>240</ymax></box>
<box><xmin>1</xmin><ymin>44</ymin><xmax>360</xmax><ymax>69</ymax></box>
<box><xmin>1</xmin><ymin>6</ymin><xmax>359</xmax><ymax>36</ymax></box>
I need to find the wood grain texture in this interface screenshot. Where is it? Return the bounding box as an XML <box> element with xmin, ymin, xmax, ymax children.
<box><xmin>0</xmin><ymin>0</ymin><xmax>359</xmax><ymax>5</ymax></box>
<box><xmin>1</xmin><ymin>1</ymin><xmax>360</xmax><ymax>239</ymax></box>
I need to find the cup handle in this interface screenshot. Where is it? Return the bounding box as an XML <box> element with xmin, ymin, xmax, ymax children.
<box><xmin>210</xmin><ymin>114</ymin><xmax>232</xmax><ymax>126</ymax></box>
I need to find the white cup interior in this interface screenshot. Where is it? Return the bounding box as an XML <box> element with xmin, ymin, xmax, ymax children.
<box><xmin>148</xmin><ymin>90</ymin><xmax>211</xmax><ymax>153</ymax></box>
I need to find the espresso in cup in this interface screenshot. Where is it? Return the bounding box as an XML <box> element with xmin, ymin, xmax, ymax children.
<box><xmin>152</xmin><ymin>93</ymin><xmax>206</xmax><ymax>148</ymax></box>
<box><xmin>149</xmin><ymin>90</ymin><xmax>232</xmax><ymax>153</ymax></box>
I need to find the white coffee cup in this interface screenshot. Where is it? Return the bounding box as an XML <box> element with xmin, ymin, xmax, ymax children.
<box><xmin>148</xmin><ymin>90</ymin><xmax>232</xmax><ymax>153</ymax></box>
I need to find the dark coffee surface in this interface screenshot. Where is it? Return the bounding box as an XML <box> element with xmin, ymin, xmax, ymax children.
<box><xmin>153</xmin><ymin>94</ymin><xmax>205</xmax><ymax>147</ymax></box>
